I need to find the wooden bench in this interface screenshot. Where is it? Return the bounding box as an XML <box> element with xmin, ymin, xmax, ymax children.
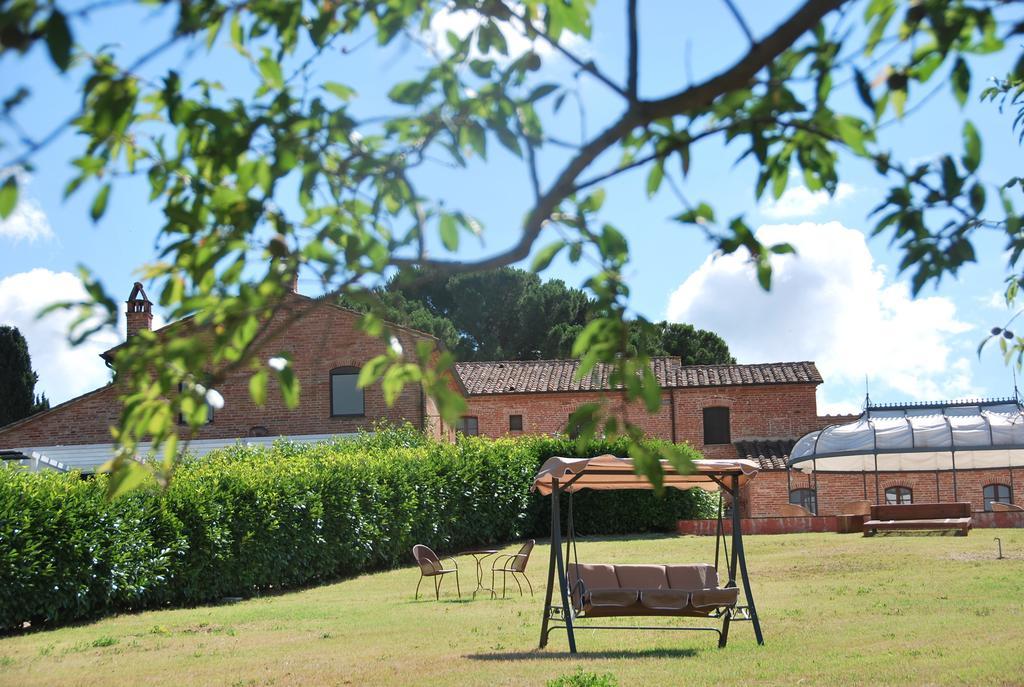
<box><xmin>863</xmin><ymin>503</ymin><xmax>972</xmax><ymax>537</ymax></box>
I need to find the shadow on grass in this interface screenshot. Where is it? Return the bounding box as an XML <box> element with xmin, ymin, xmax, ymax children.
<box><xmin>467</xmin><ymin>647</ymin><xmax>699</xmax><ymax>661</ymax></box>
<box><xmin>537</xmin><ymin>533</ymin><xmax>682</xmax><ymax>545</ymax></box>
<box><xmin>404</xmin><ymin>598</ymin><xmax>475</xmax><ymax>605</ymax></box>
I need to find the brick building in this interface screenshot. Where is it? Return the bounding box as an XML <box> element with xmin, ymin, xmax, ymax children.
<box><xmin>3</xmin><ymin>282</ymin><xmax>1019</xmax><ymax>517</ymax></box>
<box><xmin>0</xmin><ymin>284</ymin><xmax>451</xmax><ymax>467</ymax></box>
<box><xmin>452</xmin><ymin>358</ymin><xmax>826</xmax><ymax>460</ymax></box>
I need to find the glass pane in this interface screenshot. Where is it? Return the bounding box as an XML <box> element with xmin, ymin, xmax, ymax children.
<box><xmin>789</xmin><ymin>489</ymin><xmax>816</xmax><ymax>514</ymax></box>
<box><xmin>331</xmin><ymin>373</ymin><xmax>363</xmax><ymax>415</ymax></box>
<box><xmin>984</xmin><ymin>484</ymin><xmax>1011</xmax><ymax>510</ymax></box>
<box><xmin>457</xmin><ymin>416</ymin><xmax>479</xmax><ymax>436</ymax></box>
<box><xmin>703</xmin><ymin>407</ymin><xmax>731</xmax><ymax>445</ymax></box>
<box><xmin>885</xmin><ymin>487</ymin><xmax>910</xmax><ymax>505</ymax></box>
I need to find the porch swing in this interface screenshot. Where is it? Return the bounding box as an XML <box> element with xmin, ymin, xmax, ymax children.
<box><xmin>533</xmin><ymin>455</ymin><xmax>764</xmax><ymax>652</ymax></box>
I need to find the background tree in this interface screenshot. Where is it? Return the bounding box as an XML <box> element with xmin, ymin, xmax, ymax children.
<box><xmin>629</xmin><ymin>322</ymin><xmax>736</xmax><ymax>365</ymax></box>
<box><xmin>0</xmin><ymin>326</ymin><xmax>45</xmax><ymax>428</ymax></box>
<box><xmin>347</xmin><ymin>267</ymin><xmax>734</xmax><ymax>363</ymax></box>
<box><xmin>1</xmin><ymin>1</ymin><xmax>1022</xmax><ymax>490</ymax></box>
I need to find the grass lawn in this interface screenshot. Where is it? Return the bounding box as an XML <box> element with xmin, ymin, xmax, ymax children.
<box><xmin>2</xmin><ymin>530</ymin><xmax>1023</xmax><ymax>686</ymax></box>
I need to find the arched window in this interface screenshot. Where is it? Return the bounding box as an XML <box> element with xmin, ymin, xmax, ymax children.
<box><xmin>789</xmin><ymin>488</ymin><xmax>816</xmax><ymax>514</ymax></box>
<box><xmin>330</xmin><ymin>366</ymin><xmax>364</xmax><ymax>416</ymax></box>
<box><xmin>702</xmin><ymin>407</ymin><xmax>731</xmax><ymax>445</ymax></box>
<box><xmin>983</xmin><ymin>483</ymin><xmax>1012</xmax><ymax>511</ymax></box>
<box><xmin>885</xmin><ymin>486</ymin><xmax>912</xmax><ymax>505</ymax></box>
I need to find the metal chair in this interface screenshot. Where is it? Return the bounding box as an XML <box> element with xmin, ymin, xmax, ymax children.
<box><xmin>490</xmin><ymin>539</ymin><xmax>535</xmax><ymax>598</ymax></box>
<box><xmin>412</xmin><ymin>544</ymin><xmax>460</xmax><ymax>600</ymax></box>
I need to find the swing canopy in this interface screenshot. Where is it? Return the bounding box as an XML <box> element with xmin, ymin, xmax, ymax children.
<box><xmin>532</xmin><ymin>454</ymin><xmax>760</xmax><ymax>495</ymax></box>
<box><xmin>534</xmin><ymin>453</ymin><xmax>766</xmax><ymax>652</ymax></box>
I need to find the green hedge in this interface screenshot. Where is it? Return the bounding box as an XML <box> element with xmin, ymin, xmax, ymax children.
<box><xmin>0</xmin><ymin>427</ymin><xmax>714</xmax><ymax>630</ymax></box>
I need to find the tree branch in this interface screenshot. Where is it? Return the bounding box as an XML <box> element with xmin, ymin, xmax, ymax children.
<box><xmin>390</xmin><ymin>0</ymin><xmax>849</xmax><ymax>275</ymax></box>
<box><xmin>1</xmin><ymin>36</ymin><xmax>179</xmax><ymax>170</ymax></box>
<box><xmin>500</xmin><ymin>1</ymin><xmax>629</xmax><ymax>100</ymax></box>
<box><xmin>723</xmin><ymin>0</ymin><xmax>756</xmax><ymax>46</ymax></box>
<box><xmin>573</xmin><ymin>123</ymin><xmax>736</xmax><ymax>193</ymax></box>
<box><xmin>627</xmin><ymin>0</ymin><xmax>639</xmax><ymax>101</ymax></box>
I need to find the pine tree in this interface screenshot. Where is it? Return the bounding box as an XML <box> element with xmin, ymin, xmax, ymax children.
<box><xmin>0</xmin><ymin>326</ymin><xmax>42</xmax><ymax>427</ymax></box>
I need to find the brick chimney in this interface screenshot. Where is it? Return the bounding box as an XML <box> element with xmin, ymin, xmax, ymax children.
<box><xmin>126</xmin><ymin>282</ymin><xmax>153</xmax><ymax>339</ymax></box>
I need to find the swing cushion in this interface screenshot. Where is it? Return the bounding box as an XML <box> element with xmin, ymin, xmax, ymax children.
<box><xmin>568</xmin><ymin>564</ymin><xmax>637</xmax><ymax>610</ymax></box>
<box><xmin>568</xmin><ymin>563</ymin><xmax>738</xmax><ymax>617</ymax></box>
<box><xmin>691</xmin><ymin>587</ymin><xmax>740</xmax><ymax>608</ymax></box>
<box><xmin>614</xmin><ymin>565</ymin><xmax>669</xmax><ymax>589</ymax></box>
<box><xmin>665</xmin><ymin>563</ymin><xmax>719</xmax><ymax>590</ymax></box>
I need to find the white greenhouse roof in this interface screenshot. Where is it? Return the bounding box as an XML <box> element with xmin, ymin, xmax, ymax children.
<box><xmin>788</xmin><ymin>399</ymin><xmax>1024</xmax><ymax>473</ymax></box>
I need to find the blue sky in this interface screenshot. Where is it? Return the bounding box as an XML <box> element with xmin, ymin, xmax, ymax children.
<box><xmin>1</xmin><ymin>1</ymin><xmax>1021</xmax><ymax>415</ymax></box>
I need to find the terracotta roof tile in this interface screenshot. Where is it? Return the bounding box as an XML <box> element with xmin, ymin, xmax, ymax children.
<box><xmin>734</xmin><ymin>439</ymin><xmax>797</xmax><ymax>471</ymax></box>
<box><xmin>453</xmin><ymin>359</ymin><xmax>821</xmax><ymax>396</ymax></box>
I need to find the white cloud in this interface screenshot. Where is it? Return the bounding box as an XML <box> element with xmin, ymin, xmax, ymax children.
<box><xmin>0</xmin><ymin>269</ymin><xmax>165</xmax><ymax>405</ymax></box>
<box><xmin>0</xmin><ymin>197</ymin><xmax>55</xmax><ymax>243</ymax></box>
<box><xmin>760</xmin><ymin>183</ymin><xmax>854</xmax><ymax>220</ymax></box>
<box><xmin>426</xmin><ymin>3</ymin><xmax>582</xmax><ymax>60</ymax></box>
<box><xmin>667</xmin><ymin>221</ymin><xmax>977</xmax><ymax>406</ymax></box>
<box><xmin>981</xmin><ymin>289</ymin><xmax>1011</xmax><ymax>310</ymax></box>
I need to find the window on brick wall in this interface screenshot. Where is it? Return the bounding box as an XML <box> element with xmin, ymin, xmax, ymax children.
<box><xmin>177</xmin><ymin>382</ymin><xmax>213</xmax><ymax>425</ymax></box>
<box><xmin>456</xmin><ymin>416</ymin><xmax>479</xmax><ymax>436</ymax></box>
<box><xmin>983</xmin><ymin>483</ymin><xmax>1012</xmax><ymax>511</ymax></box>
<box><xmin>702</xmin><ymin>407</ymin><xmax>731</xmax><ymax>445</ymax></box>
<box><xmin>789</xmin><ymin>488</ymin><xmax>816</xmax><ymax>514</ymax></box>
<box><xmin>885</xmin><ymin>486</ymin><xmax>912</xmax><ymax>505</ymax></box>
<box><xmin>509</xmin><ymin>414</ymin><xmax>523</xmax><ymax>431</ymax></box>
<box><xmin>330</xmin><ymin>367</ymin><xmax>364</xmax><ymax>416</ymax></box>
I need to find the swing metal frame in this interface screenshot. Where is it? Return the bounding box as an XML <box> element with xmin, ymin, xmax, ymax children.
<box><xmin>537</xmin><ymin>463</ymin><xmax>764</xmax><ymax>653</ymax></box>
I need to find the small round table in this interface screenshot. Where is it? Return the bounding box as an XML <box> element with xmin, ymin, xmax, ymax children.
<box><xmin>459</xmin><ymin>548</ymin><xmax>499</xmax><ymax>597</ymax></box>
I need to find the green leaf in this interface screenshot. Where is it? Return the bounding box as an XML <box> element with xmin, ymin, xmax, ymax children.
<box><xmin>771</xmin><ymin>164</ymin><xmax>788</xmax><ymax>200</ymax></box>
<box><xmin>674</xmin><ymin>202</ymin><xmax>715</xmax><ymax>225</ymax></box>
<box><xmin>0</xmin><ymin>176</ymin><xmax>17</xmax><ymax>219</ymax></box>
<box><xmin>388</xmin><ymin>80</ymin><xmax>425</xmax><ymax>105</ymax></box>
<box><xmin>102</xmin><ymin>458</ymin><xmax>152</xmax><ymax>500</ymax></box>
<box><xmin>646</xmin><ymin>161</ymin><xmax>664</xmax><ymax>198</ymax></box>
<box><xmin>756</xmin><ymin>252</ymin><xmax>773</xmax><ymax>290</ymax></box>
<box><xmin>205</xmin><ymin>16</ymin><xmax>223</xmax><ymax>51</ymax></box>
<box><xmin>324</xmin><ymin>82</ymin><xmax>356</xmax><ymax>101</ymax></box>
<box><xmin>951</xmin><ymin>57</ymin><xmax>970</xmax><ymax>107</ymax></box>
<box><xmin>248</xmin><ymin>370</ymin><xmax>268</xmax><ymax>406</ymax></box>
<box><xmin>357</xmin><ymin>355</ymin><xmax>390</xmax><ymax>388</ymax></box>
<box><xmin>258</xmin><ymin>55</ymin><xmax>284</xmax><ymax>90</ymax></box>
<box><xmin>161</xmin><ymin>433</ymin><xmax>179</xmax><ymax>472</ymax></box>
<box><xmin>531</xmin><ymin>241</ymin><xmax>566</xmax><ymax>272</ymax></box>
<box><xmin>45</xmin><ymin>11</ymin><xmax>72</xmax><ymax>71</ymax></box>
<box><xmin>90</xmin><ymin>184</ymin><xmax>111</xmax><ymax>222</ymax></box>
<box><xmin>969</xmin><ymin>183</ymin><xmax>986</xmax><ymax>214</ymax></box>
<box><xmin>230</xmin><ymin>13</ymin><xmax>245</xmax><ymax>53</ymax></box>
<box><xmin>891</xmin><ymin>87</ymin><xmax>906</xmax><ymax>118</ymax></box>
<box><xmin>439</xmin><ymin>214</ymin><xmax>458</xmax><ymax>251</ymax></box>
<box><xmin>276</xmin><ymin>367</ymin><xmax>300</xmax><ymax>409</ymax></box>
<box><xmin>465</xmin><ymin>121</ymin><xmax>486</xmax><ymax>159</ymax></box>
<box><xmin>493</xmin><ymin>123</ymin><xmax>522</xmax><ymax>156</ymax></box>
<box><xmin>962</xmin><ymin>121</ymin><xmax>981</xmax><ymax>173</ymax></box>
<box><xmin>836</xmin><ymin>116</ymin><xmax>868</xmax><ymax>155</ymax></box>
<box><xmin>527</xmin><ymin>84</ymin><xmax>559</xmax><ymax>102</ymax></box>
<box><xmin>853</xmin><ymin>68</ymin><xmax>874</xmax><ymax>111</ymax></box>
